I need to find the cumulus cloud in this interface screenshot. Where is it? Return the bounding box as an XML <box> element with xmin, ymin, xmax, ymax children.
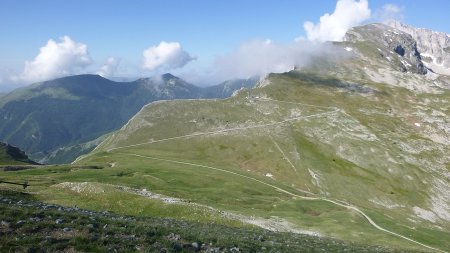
<box><xmin>375</xmin><ymin>4</ymin><xmax>404</xmax><ymax>22</ymax></box>
<box><xmin>96</xmin><ymin>57</ymin><xmax>119</xmax><ymax>78</ymax></box>
<box><xmin>13</xmin><ymin>36</ymin><xmax>92</xmax><ymax>83</ymax></box>
<box><xmin>303</xmin><ymin>0</ymin><xmax>371</xmax><ymax>42</ymax></box>
<box><xmin>142</xmin><ymin>41</ymin><xmax>195</xmax><ymax>72</ymax></box>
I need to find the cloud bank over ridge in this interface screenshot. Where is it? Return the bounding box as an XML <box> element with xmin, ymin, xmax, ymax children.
<box><xmin>2</xmin><ymin>0</ymin><xmax>405</xmax><ymax>89</ymax></box>
<box><xmin>204</xmin><ymin>40</ymin><xmax>330</xmax><ymax>83</ymax></box>
<box><xmin>96</xmin><ymin>57</ymin><xmax>119</xmax><ymax>78</ymax></box>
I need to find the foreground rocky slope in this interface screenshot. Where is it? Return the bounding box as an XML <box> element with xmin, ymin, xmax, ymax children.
<box><xmin>1</xmin><ymin>190</ymin><xmax>408</xmax><ymax>253</ymax></box>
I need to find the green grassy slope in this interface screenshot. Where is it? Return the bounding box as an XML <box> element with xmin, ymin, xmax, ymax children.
<box><xmin>71</xmin><ymin>71</ymin><xmax>449</xmax><ymax>251</ymax></box>
<box><xmin>1</xmin><ymin>190</ymin><xmax>412</xmax><ymax>253</ymax></box>
<box><xmin>0</xmin><ymin>74</ymin><xmax>257</xmax><ymax>164</ymax></box>
<box><xmin>1</xmin><ymin>24</ymin><xmax>449</xmax><ymax>252</ymax></box>
<box><xmin>12</xmin><ymin>71</ymin><xmax>435</xmax><ymax>251</ymax></box>
<box><xmin>0</xmin><ymin>142</ymin><xmax>38</xmax><ymax>165</ymax></box>
<box><xmin>7</xmin><ymin>68</ymin><xmax>446</xmax><ymax>251</ymax></box>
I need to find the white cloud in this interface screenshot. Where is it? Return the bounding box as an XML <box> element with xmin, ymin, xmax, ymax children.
<box><xmin>376</xmin><ymin>4</ymin><xmax>404</xmax><ymax>22</ymax></box>
<box><xmin>214</xmin><ymin>40</ymin><xmax>301</xmax><ymax>80</ymax></box>
<box><xmin>186</xmin><ymin>39</ymin><xmax>345</xmax><ymax>85</ymax></box>
<box><xmin>96</xmin><ymin>57</ymin><xmax>119</xmax><ymax>78</ymax></box>
<box><xmin>13</xmin><ymin>36</ymin><xmax>92</xmax><ymax>83</ymax></box>
<box><xmin>303</xmin><ymin>0</ymin><xmax>371</xmax><ymax>42</ymax></box>
<box><xmin>142</xmin><ymin>41</ymin><xmax>195</xmax><ymax>72</ymax></box>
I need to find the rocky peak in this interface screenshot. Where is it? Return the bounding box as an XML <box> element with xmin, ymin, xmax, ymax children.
<box><xmin>388</xmin><ymin>20</ymin><xmax>450</xmax><ymax>74</ymax></box>
<box><xmin>344</xmin><ymin>23</ymin><xmax>427</xmax><ymax>74</ymax></box>
<box><xmin>140</xmin><ymin>73</ymin><xmax>191</xmax><ymax>87</ymax></box>
<box><xmin>136</xmin><ymin>74</ymin><xmax>198</xmax><ymax>99</ymax></box>
<box><xmin>161</xmin><ymin>73</ymin><xmax>178</xmax><ymax>81</ymax></box>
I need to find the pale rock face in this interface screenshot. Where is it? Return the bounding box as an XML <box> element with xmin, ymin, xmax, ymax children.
<box><xmin>388</xmin><ymin>20</ymin><xmax>450</xmax><ymax>73</ymax></box>
<box><xmin>344</xmin><ymin>23</ymin><xmax>427</xmax><ymax>74</ymax></box>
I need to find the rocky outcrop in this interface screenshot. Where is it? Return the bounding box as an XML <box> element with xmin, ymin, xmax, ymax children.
<box><xmin>388</xmin><ymin>20</ymin><xmax>450</xmax><ymax>71</ymax></box>
<box><xmin>344</xmin><ymin>23</ymin><xmax>427</xmax><ymax>74</ymax></box>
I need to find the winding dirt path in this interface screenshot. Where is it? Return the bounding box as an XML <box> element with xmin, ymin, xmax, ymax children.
<box><xmin>119</xmin><ymin>152</ymin><xmax>445</xmax><ymax>253</ymax></box>
<box><xmin>76</xmin><ymin>97</ymin><xmax>446</xmax><ymax>252</ymax></box>
<box><xmin>106</xmin><ymin>109</ymin><xmax>338</xmax><ymax>152</ymax></box>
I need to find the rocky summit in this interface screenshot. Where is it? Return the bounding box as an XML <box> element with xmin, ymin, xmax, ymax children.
<box><xmin>388</xmin><ymin>20</ymin><xmax>450</xmax><ymax>75</ymax></box>
<box><xmin>344</xmin><ymin>23</ymin><xmax>427</xmax><ymax>74</ymax></box>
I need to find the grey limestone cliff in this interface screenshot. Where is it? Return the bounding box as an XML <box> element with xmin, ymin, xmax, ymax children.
<box><xmin>344</xmin><ymin>23</ymin><xmax>427</xmax><ymax>74</ymax></box>
<box><xmin>388</xmin><ymin>20</ymin><xmax>450</xmax><ymax>71</ymax></box>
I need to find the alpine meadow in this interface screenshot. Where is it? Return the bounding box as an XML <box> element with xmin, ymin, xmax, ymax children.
<box><xmin>1</xmin><ymin>1</ymin><xmax>450</xmax><ymax>252</ymax></box>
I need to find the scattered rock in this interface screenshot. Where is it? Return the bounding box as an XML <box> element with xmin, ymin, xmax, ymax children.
<box><xmin>167</xmin><ymin>233</ymin><xmax>181</xmax><ymax>241</ymax></box>
<box><xmin>230</xmin><ymin>246</ymin><xmax>240</xmax><ymax>252</ymax></box>
<box><xmin>55</xmin><ymin>218</ymin><xmax>64</xmax><ymax>224</ymax></box>
<box><xmin>29</xmin><ymin>217</ymin><xmax>41</xmax><ymax>222</ymax></box>
<box><xmin>191</xmin><ymin>242</ymin><xmax>200</xmax><ymax>251</ymax></box>
<box><xmin>1</xmin><ymin>220</ymin><xmax>11</xmax><ymax>228</ymax></box>
<box><xmin>205</xmin><ymin>248</ymin><xmax>221</xmax><ymax>253</ymax></box>
<box><xmin>63</xmin><ymin>227</ymin><xmax>71</xmax><ymax>232</ymax></box>
<box><xmin>16</xmin><ymin>220</ymin><xmax>25</xmax><ymax>225</ymax></box>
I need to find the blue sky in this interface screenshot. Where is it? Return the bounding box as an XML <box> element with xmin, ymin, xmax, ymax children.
<box><xmin>0</xmin><ymin>0</ymin><xmax>449</xmax><ymax>90</ymax></box>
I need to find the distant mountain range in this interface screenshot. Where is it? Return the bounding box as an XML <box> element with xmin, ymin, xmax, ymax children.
<box><xmin>0</xmin><ymin>74</ymin><xmax>258</xmax><ymax>164</ymax></box>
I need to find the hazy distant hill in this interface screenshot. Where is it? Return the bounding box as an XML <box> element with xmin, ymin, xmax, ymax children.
<box><xmin>0</xmin><ymin>74</ymin><xmax>257</xmax><ymax>164</ymax></box>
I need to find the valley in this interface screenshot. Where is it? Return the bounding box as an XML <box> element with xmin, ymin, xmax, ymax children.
<box><xmin>0</xmin><ymin>74</ymin><xmax>257</xmax><ymax>164</ymax></box>
<box><xmin>1</xmin><ymin>16</ymin><xmax>450</xmax><ymax>253</ymax></box>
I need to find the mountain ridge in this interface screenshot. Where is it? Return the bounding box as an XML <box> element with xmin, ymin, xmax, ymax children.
<box><xmin>75</xmin><ymin>22</ymin><xmax>450</xmax><ymax>251</ymax></box>
<box><xmin>0</xmin><ymin>74</ymin><xmax>258</xmax><ymax>164</ymax></box>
